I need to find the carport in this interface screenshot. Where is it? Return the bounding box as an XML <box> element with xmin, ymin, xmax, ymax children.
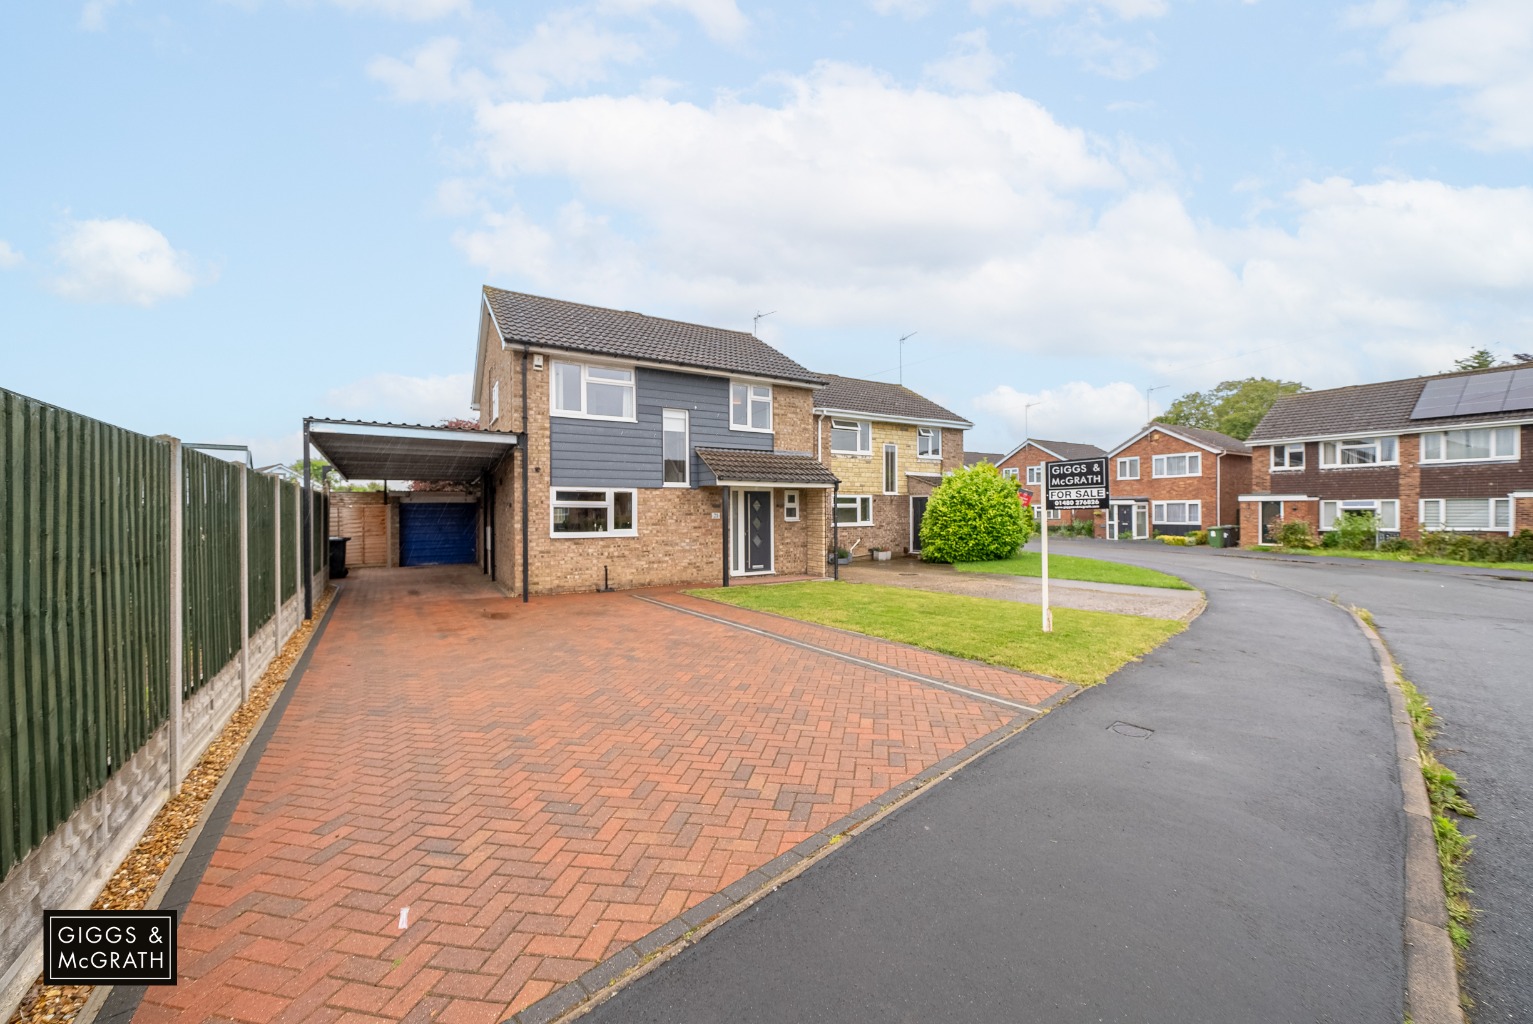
<box><xmin>302</xmin><ymin>417</ymin><xmax>518</xmax><ymax>616</ymax></box>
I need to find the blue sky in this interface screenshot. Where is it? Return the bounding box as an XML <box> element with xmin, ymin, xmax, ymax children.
<box><xmin>3</xmin><ymin>0</ymin><xmax>1531</xmax><ymax>462</ymax></box>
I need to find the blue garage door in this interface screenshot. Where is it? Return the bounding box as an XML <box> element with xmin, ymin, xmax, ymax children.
<box><xmin>400</xmin><ymin>503</ymin><xmax>477</xmax><ymax>566</ymax></box>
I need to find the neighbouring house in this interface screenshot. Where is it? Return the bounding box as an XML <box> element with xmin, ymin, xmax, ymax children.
<box><xmin>993</xmin><ymin>439</ymin><xmax>1108</xmax><ymax>527</ymax></box>
<box><xmin>1238</xmin><ymin>363</ymin><xmax>1533</xmax><ymax>546</ymax></box>
<box><xmin>472</xmin><ymin>288</ymin><xmax>837</xmax><ymax>595</ymax></box>
<box><xmin>811</xmin><ymin>374</ymin><xmax>971</xmax><ymax>557</ymax></box>
<box><xmin>963</xmin><ymin>450</ymin><xmax>1004</xmax><ymax>467</ymax></box>
<box><xmin>1097</xmin><ymin>423</ymin><xmax>1251</xmax><ymax>539</ymax></box>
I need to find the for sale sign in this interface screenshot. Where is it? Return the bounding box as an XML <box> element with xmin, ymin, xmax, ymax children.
<box><xmin>1045</xmin><ymin>458</ymin><xmax>1110</xmax><ymax>510</ymax></box>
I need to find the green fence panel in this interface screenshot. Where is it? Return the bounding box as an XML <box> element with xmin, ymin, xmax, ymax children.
<box><xmin>279</xmin><ymin>482</ymin><xmax>297</xmax><ymax>600</ymax></box>
<box><xmin>181</xmin><ymin>449</ymin><xmax>242</xmax><ymax>697</ymax></box>
<box><xmin>246</xmin><ymin>470</ymin><xmax>275</xmax><ymax>635</ymax></box>
<box><xmin>1</xmin><ymin>389</ymin><xmax>170</xmax><ymax>882</ymax></box>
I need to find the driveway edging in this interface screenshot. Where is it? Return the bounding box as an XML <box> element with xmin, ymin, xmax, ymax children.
<box><xmin>1346</xmin><ymin>608</ymin><xmax>1466</xmax><ymax>1024</ymax></box>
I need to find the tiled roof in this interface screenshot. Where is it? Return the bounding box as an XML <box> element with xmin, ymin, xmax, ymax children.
<box><xmin>696</xmin><ymin>448</ymin><xmax>840</xmax><ymax>486</ymax></box>
<box><xmin>812</xmin><ymin>374</ymin><xmax>973</xmax><ymax>427</ymax></box>
<box><xmin>1249</xmin><ymin>364</ymin><xmax>1533</xmax><ymax>442</ymax></box>
<box><xmin>963</xmin><ymin>451</ymin><xmax>1004</xmax><ymax>466</ymax></box>
<box><xmin>483</xmin><ymin>288</ymin><xmax>824</xmax><ymax>386</ymax></box>
<box><xmin>1153</xmin><ymin>423</ymin><xmax>1251</xmax><ymax>455</ymax></box>
<box><xmin>1022</xmin><ymin>439</ymin><xmax>1108</xmax><ymax>461</ymax></box>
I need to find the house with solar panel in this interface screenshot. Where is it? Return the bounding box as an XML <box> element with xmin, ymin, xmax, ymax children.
<box><xmin>470</xmin><ymin>288</ymin><xmax>839</xmax><ymax>595</ymax></box>
<box><xmin>1238</xmin><ymin>362</ymin><xmax>1533</xmax><ymax>545</ymax></box>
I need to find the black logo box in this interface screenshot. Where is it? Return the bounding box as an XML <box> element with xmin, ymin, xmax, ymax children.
<box><xmin>44</xmin><ymin>910</ymin><xmax>177</xmax><ymax>985</ymax></box>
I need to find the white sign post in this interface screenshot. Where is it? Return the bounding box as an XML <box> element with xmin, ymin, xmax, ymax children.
<box><xmin>1040</xmin><ymin>457</ymin><xmax>1112</xmax><ymax>633</ymax></box>
<box><xmin>1040</xmin><ymin>471</ymin><xmax>1052</xmax><ymax>633</ymax></box>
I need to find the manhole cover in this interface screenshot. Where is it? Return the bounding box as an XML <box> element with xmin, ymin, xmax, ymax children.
<box><xmin>898</xmin><ymin>572</ymin><xmax>920</xmax><ymax>576</ymax></box>
<box><xmin>1108</xmin><ymin>721</ymin><xmax>1154</xmax><ymax>738</ymax></box>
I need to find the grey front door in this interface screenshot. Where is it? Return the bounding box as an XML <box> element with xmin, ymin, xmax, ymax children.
<box><xmin>910</xmin><ymin>495</ymin><xmax>929</xmax><ymax>553</ymax></box>
<box><xmin>744</xmin><ymin>490</ymin><xmax>772</xmax><ymax>572</ymax></box>
<box><xmin>1113</xmin><ymin>503</ymin><xmax>1133</xmax><ymax>540</ymax></box>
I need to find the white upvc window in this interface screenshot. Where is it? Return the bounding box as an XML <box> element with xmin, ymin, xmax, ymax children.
<box><xmin>1152</xmin><ymin>452</ymin><xmax>1201</xmax><ymax>478</ymax></box>
<box><xmin>550</xmin><ymin>488</ymin><xmax>637</xmax><ymax>537</ymax></box>
<box><xmin>1026</xmin><ymin>465</ymin><xmax>1043</xmax><ymax>485</ymax></box>
<box><xmin>883</xmin><ymin>444</ymin><xmax>898</xmax><ymax>494</ymax></box>
<box><xmin>917</xmin><ymin>427</ymin><xmax>941</xmax><ymax>459</ymax></box>
<box><xmin>1419</xmin><ymin>498</ymin><xmax>1512</xmax><ymax>533</ymax></box>
<box><xmin>1319</xmin><ymin>499</ymin><xmax>1400</xmax><ymax>531</ymax></box>
<box><xmin>1319</xmin><ymin>436</ymin><xmax>1398</xmax><ymax>467</ymax></box>
<box><xmin>783</xmin><ymin>490</ymin><xmax>800</xmax><ymax>522</ymax></box>
<box><xmin>1001</xmin><ymin>467</ymin><xmax>1019</xmax><ymax>480</ymax></box>
<box><xmin>1152</xmin><ymin>500</ymin><xmax>1201</xmax><ymax>525</ymax></box>
<box><xmin>662</xmin><ymin>409</ymin><xmax>689</xmax><ymax>486</ymax></box>
<box><xmin>1419</xmin><ymin>427</ymin><xmax>1517</xmax><ymax>463</ymax></box>
<box><xmin>834</xmin><ymin>494</ymin><xmax>873</xmax><ymax>526</ymax></box>
<box><xmin>730</xmin><ymin>382</ymin><xmax>773</xmax><ymax>432</ymax></box>
<box><xmin>1271</xmin><ymin>443</ymin><xmax>1304</xmax><ymax>470</ymax></box>
<box><xmin>1117</xmin><ymin>457</ymin><xmax>1139</xmax><ymax>480</ymax></box>
<box><xmin>830</xmin><ymin>418</ymin><xmax>871</xmax><ymax>454</ymax></box>
<box><xmin>490</xmin><ymin>380</ymin><xmax>500</xmax><ymax>424</ymax></box>
<box><xmin>1046</xmin><ymin>508</ymin><xmax>1062</xmax><ymax>521</ymax></box>
<box><xmin>552</xmin><ymin>360</ymin><xmax>635</xmax><ymax>421</ymax></box>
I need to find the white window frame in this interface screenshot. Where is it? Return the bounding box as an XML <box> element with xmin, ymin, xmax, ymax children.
<box><xmin>662</xmin><ymin>408</ymin><xmax>689</xmax><ymax>487</ymax></box>
<box><xmin>883</xmin><ymin>443</ymin><xmax>898</xmax><ymax>495</ymax></box>
<box><xmin>1151</xmin><ymin>500</ymin><xmax>1202</xmax><ymax>526</ymax></box>
<box><xmin>730</xmin><ymin>382</ymin><xmax>773</xmax><ymax>433</ymax></box>
<box><xmin>1117</xmin><ymin>457</ymin><xmax>1139</xmax><ymax>480</ymax></box>
<box><xmin>490</xmin><ymin>380</ymin><xmax>500</xmax><ymax>424</ymax></box>
<box><xmin>783</xmin><ymin>490</ymin><xmax>800</xmax><ymax>522</ymax></box>
<box><xmin>1270</xmin><ymin>443</ymin><xmax>1304</xmax><ymax>471</ymax></box>
<box><xmin>830</xmin><ymin>418</ymin><xmax>871</xmax><ymax>455</ymax></box>
<box><xmin>917</xmin><ymin>427</ymin><xmax>941</xmax><ymax>460</ymax></box>
<box><xmin>1152</xmin><ymin>452</ymin><xmax>1202</xmax><ymax>478</ymax></box>
<box><xmin>834</xmin><ymin>494</ymin><xmax>874</xmax><ymax>527</ymax></box>
<box><xmin>551</xmin><ymin>360</ymin><xmax>636</xmax><ymax>422</ymax></box>
<box><xmin>1319</xmin><ymin>437</ymin><xmax>1398</xmax><ymax>468</ymax></box>
<box><xmin>1418</xmin><ymin>427</ymin><xmax>1518</xmax><ymax>464</ymax></box>
<box><xmin>549</xmin><ymin>488</ymin><xmax>638</xmax><ymax>538</ymax></box>
<box><xmin>1319</xmin><ymin>499</ymin><xmax>1399</xmax><ymax>532</ymax></box>
<box><xmin>1001</xmin><ymin>467</ymin><xmax>1019</xmax><ymax>481</ymax></box>
<box><xmin>1026</xmin><ymin>465</ymin><xmax>1043</xmax><ymax>485</ymax></box>
<box><xmin>1419</xmin><ymin>497</ymin><xmax>1513</xmax><ymax>533</ymax></box>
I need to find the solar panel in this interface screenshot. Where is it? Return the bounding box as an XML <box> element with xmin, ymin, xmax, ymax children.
<box><xmin>1506</xmin><ymin>368</ymin><xmax>1533</xmax><ymax>414</ymax></box>
<box><xmin>1411</xmin><ymin>368</ymin><xmax>1533</xmax><ymax>419</ymax></box>
<box><xmin>1410</xmin><ymin>377</ymin><xmax>1467</xmax><ymax>419</ymax></box>
<box><xmin>1456</xmin><ymin>371</ymin><xmax>1514</xmax><ymax>414</ymax></box>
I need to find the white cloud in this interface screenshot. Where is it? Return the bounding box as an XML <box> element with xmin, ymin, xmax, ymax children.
<box><xmin>870</xmin><ymin>0</ymin><xmax>934</xmax><ymax>17</ymax></box>
<box><xmin>1050</xmin><ymin>16</ymin><xmax>1159</xmax><ymax>79</ymax></box>
<box><xmin>974</xmin><ymin>381</ymin><xmax>1150</xmax><ymax>450</ymax></box>
<box><xmin>923</xmin><ymin>30</ymin><xmax>1004</xmax><ymax>93</ymax></box>
<box><xmin>0</xmin><ymin>240</ymin><xmax>23</xmax><ymax>269</ymax></box>
<box><xmin>50</xmin><ymin>218</ymin><xmax>206</xmax><ymax>307</ymax></box>
<box><xmin>323</xmin><ymin>372</ymin><xmax>475</xmax><ymax>423</ymax></box>
<box><xmin>600</xmin><ymin>0</ymin><xmax>748</xmax><ymax>43</ymax></box>
<box><xmin>79</xmin><ymin>0</ymin><xmax>121</xmax><ymax>31</ymax></box>
<box><xmin>975</xmin><ymin>0</ymin><xmax>1170</xmax><ymax>21</ymax></box>
<box><xmin>330</xmin><ymin>0</ymin><xmax>470</xmax><ymax>19</ymax></box>
<box><xmin>1364</xmin><ymin>0</ymin><xmax>1533</xmax><ymax>150</ymax></box>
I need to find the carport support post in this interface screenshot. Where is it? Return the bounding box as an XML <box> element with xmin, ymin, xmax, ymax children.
<box><xmin>238</xmin><ymin>466</ymin><xmax>249</xmax><ymax>703</ymax></box>
<box><xmin>302</xmin><ymin>419</ymin><xmax>313</xmax><ymax>621</ymax></box>
<box><xmin>1040</xmin><ymin>467</ymin><xmax>1052</xmax><ymax>633</ymax></box>
<box><xmin>166</xmin><ymin>436</ymin><xmax>184</xmax><ymax>797</ymax></box>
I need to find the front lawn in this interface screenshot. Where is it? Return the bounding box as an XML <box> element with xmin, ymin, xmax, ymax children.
<box><xmin>1248</xmin><ymin>546</ymin><xmax>1533</xmax><ymax>571</ymax></box>
<box><xmin>691</xmin><ymin>581</ymin><xmax>1185</xmax><ymax>686</ymax></box>
<box><xmin>954</xmin><ymin>552</ymin><xmax>1195</xmax><ymax>590</ymax></box>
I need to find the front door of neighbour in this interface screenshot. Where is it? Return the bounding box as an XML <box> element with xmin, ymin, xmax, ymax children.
<box><xmin>734</xmin><ymin>489</ymin><xmax>773</xmax><ymax>573</ymax></box>
<box><xmin>1112</xmin><ymin>503</ymin><xmax>1133</xmax><ymax>541</ymax></box>
<box><xmin>910</xmin><ymin>495</ymin><xmax>928</xmax><ymax>553</ymax></box>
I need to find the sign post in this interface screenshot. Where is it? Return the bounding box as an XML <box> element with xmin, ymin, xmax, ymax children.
<box><xmin>1040</xmin><ymin>457</ymin><xmax>1112</xmax><ymax>633</ymax></box>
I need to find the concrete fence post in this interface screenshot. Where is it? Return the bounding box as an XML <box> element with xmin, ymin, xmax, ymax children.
<box><xmin>293</xmin><ymin>483</ymin><xmax>303</xmax><ymax>621</ymax></box>
<box><xmin>273</xmin><ymin>476</ymin><xmax>282</xmax><ymax>646</ymax></box>
<box><xmin>239</xmin><ymin>467</ymin><xmax>250</xmax><ymax>703</ymax></box>
<box><xmin>166</xmin><ymin>437</ymin><xmax>184</xmax><ymax>797</ymax></box>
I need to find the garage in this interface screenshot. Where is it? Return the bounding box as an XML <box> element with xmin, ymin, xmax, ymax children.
<box><xmin>400</xmin><ymin>501</ymin><xmax>478</xmax><ymax>566</ymax></box>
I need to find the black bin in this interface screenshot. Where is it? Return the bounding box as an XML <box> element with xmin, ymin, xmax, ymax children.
<box><xmin>328</xmin><ymin>536</ymin><xmax>351</xmax><ymax>578</ymax></box>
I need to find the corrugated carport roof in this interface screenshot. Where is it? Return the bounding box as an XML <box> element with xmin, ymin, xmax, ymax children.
<box><xmin>307</xmin><ymin>419</ymin><xmax>517</xmax><ymax>483</ymax></box>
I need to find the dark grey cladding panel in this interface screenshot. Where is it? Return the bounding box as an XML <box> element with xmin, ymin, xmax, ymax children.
<box><xmin>549</xmin><ymin>367</ymin><xmax>770</xmax><ymax>487</ymax></box>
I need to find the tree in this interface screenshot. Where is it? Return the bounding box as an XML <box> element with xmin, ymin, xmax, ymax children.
<box><xmin>919</xmin><ymin>463</ymin><xmax>1031</xmax><ymax>563</ymax></box>
<box><xmin>287</xmin><ymin>459</ymin><xmax>345</xmax><ymax>489</ymax></box>
<box><xmin>1160</xmin><ymin>377</ymin><xmax>1308</xmax><ymax>441</ymax></box>
<box><xmin>412</xmin><ymin>418</ymin><xmax>485</xmax><ymax>492</ymax></box>
<box><xmin>1452</xmin><ymin>348</ymin><xmax>1500</xmax><ymax>371</ymax></box>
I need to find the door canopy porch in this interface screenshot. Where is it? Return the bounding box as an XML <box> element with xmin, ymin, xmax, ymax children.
<box><xmin>694</xmin><ymin>447</ymin><xmax>839</xmax><ymax>489</ymax></box>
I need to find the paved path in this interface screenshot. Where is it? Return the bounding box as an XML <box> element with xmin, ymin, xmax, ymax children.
<box><xmin>124</xmin><ymin>567</ymin><xmax>1065</xmax><ymax>1024</ymax></box>
<box><xmin>1066</xmin><ymin>540</ymin><xmax>1532</xmax><ymax>1022</ymax></box>
<box><xmin>581</xmin><ymin>548</ymin><xmax>1407</xmax><ymax>1023</ymax></box>
<box><xmin>839</xmin><ymin>557</ymin><xmax>1203</xmax><ymax>620</ymax></box>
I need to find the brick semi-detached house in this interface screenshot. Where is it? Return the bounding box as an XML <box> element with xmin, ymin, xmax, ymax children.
<box><xmin>471</xmin><ymin>289</ymin><xmax>837</xmax><ymax>595</ymax></box>
<box><xmin>994</xmin><ymin>439</ymin><xmax>1107</xmax><ymax>527</ymax></box>
<box><xmin>1096</xmin><ymin>423</ymin><xmax>1251</xmax><ymax>539</ymax></box>
<box><xmin>1238</xmin><ymin>363</ymin><xmax>1533</xmax><ymax>546</ymax></box>
<box><xmin>811</xmin><ymin>375</ymin><xmax>970</xmax><ymax>558</ymax></box>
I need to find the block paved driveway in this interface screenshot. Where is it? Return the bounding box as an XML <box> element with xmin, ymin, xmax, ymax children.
<box><xmin>132</xmin><ymin>568</ymin><xmax>1064</xmax><ymax>1024</ymax></box>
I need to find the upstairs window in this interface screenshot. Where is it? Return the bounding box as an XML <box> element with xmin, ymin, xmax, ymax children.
<box><xmin>662</xmin><ymin>409</ymin><xmax>689</xmax><ymax>486</ymax></box>
<box><xmin>731</xmin><ymin>382</ymin><xmax>773</xmax><ymax>432</ymax></box>
<box><xmin>552</xmin><ymin>361</ymin><xmax>635</xmax><ymax>420</ymax></box>
<box><xmin>883</xmin><ymin>444</ymin><xmax>898</xmax><ymax>494</ymax></box>
<box><xmin>1271</xmin><ymin>443</ymin><xmax>1304</xmax><ymax>470</ymax></box>
<box><xmin>1320</xmin><ymin>437</ymin><xmax>1397</xmax><ymax>467</ymax></box>
<box><xmin>830</xmin><ymin>418</ymin><xmax>871</xmax><ymax>454</ymax></box>
<box><xmin>1026</xmin><ymin>465</ymin><xmax>1043</xmax><ymax>485</ymax></box>
<box><xmin>1001</xmin><ymin>467</ymin><xmax>1019</xmax><ymax>480</ymax></box>
<box><xmin>917</xmin><ymin>427</ymin><xmax>941</xmax><ymax>459</ymax></box>
<box><xmin>1152</xmin><ymin>452</ymin><xmax>1201</xmax><ymax>478</ymax></box>
<box><xmin>490</xmin><ymin>380</ymin><xmax>500</xmax><ymax>424</ymax></box>
<box><xmin>1117</xmin><ymin>457</ymin><xmax>1139</xmax><ymax>480</ymax></box>
<box><xmin>1420</xmin><ymin>427</ymin><xmax>1517</xmax><ymax>463</ymax></box>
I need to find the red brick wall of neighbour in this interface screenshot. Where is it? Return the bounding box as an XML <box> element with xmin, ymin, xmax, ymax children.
<box><xmin>1094</xmin><ymin>430</ymin><xmax>1249</xmax><ymax>536</ymax></box>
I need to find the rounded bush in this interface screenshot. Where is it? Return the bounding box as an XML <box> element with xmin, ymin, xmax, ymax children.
<box><xmin>919</xmin><ymin>463</ymin><xmax>1030</xmax><ymax>563</ymax></box>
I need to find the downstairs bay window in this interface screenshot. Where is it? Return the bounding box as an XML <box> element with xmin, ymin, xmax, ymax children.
<box><xmin>550</xmin><ymin>488</ymin><xmax>637</xmax><ymax>537</ymax></box>
<box><xmin>1419</xmin><ymin>498</ymin><xmax>1512</xmax><ymax>533</ymax></box>
<box><xmin>1152</xmin><ymin>500</ymin><xmax>1201</xmax><ymax>526</ymax></box>
<box><xmin>834</xmin><ymin>494</ymin><xmax>873</xmax><ymax>526</ymax></box>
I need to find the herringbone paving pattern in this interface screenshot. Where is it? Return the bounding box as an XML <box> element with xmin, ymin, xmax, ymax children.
<box><xmin>133</xmin><ymin>567</ymin><xmax>1064</xmax><ymax>1024</ymax></box>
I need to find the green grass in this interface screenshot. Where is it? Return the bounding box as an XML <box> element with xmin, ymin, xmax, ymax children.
<box><xmin>1251</xmin><ymin>546</ymin><xmax>1532</xmax><ymax>571</ymax></box>
<box><xmin>952</xmin><ymin>552</ymin><xmax>1195</xmax><ymax>590</ymax></box>
<box><xmin>690</xmin><ymin>581</ymin><xmax>1185</xmax><ymax>686</ymax></box>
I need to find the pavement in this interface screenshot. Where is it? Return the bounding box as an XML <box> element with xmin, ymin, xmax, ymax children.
<box><xmin>113</xmin><ymin>566</ymin><xmax>1068</xmax><ymax>1024</ymax></box>
<box><xmin>579</xmin><ymin>544</ymin><xmax>1408</xmax><ymax>1023</ymax></box>
<box><xmin>1063</xmin><ymin>539</ymin><xmax>1532</xmax><ymax>1022</ymax></box>
<box><xmin>839</xmin><ymin>557</ymin><xmax>1203</xmax><ymax>620</ymax></box>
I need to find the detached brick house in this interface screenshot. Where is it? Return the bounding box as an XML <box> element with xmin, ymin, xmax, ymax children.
<box><xmin>472</xmin><ymin>289</ymin><xmax>837</xmax><ymax>595</ymax></box>
<box><xmin>1238</xmin><ymin>364</ymin><xmax>1533</xmax><ymax>546</ymax></box>
<box><xmin>1097</xmin><ymin>423</ymin><xmax>1251</xmax><ymax>539</ymax></box>
<box><xmin>993</xmin><ymin>439</ymin><xmax>1107</xmax><ymax>526</ymax></box>
<box><xmin>811</xmin><ymin>375</ymin><xmax>971</xmax><ymax>557</ymax></box>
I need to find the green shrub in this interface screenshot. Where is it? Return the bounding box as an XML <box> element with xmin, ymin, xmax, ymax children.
<box><xmin>1158</xmin><ymin>535</ymin><xmax>1188</xmax><ymax>546</ymax></box>
<box><xmin>1186</xmin><ymin>530</ymin><xmax>1208</xmax><ymax>546</ymax></box>
<box><xmin>1378</xmin><ymin>537</ymin><xmax>1415</xmax><ymax>554</ymax></box>
<box><xmin>1333</xmin><ymin>511</ymin><xmax>1380</xmax><ymax>550</ymax></box>
<box><xmin>1275</xmin><ymin>519</ymin><xmax>1316</xmax><ymax>549</ymax></box>
<box><xmin>1048</xmin><ymin>519</ymin><xmax>1096</xmax><ymax>538</ymax></box>
<box><xmin>1420</xmin><ymin>528</ymin><xmax>1533</xmax><ymax>564</ymax></box>
<box><xmin>919</xmin><ymin>463</ymin><xmax>1031</xmax><ymax>563</ymax></box>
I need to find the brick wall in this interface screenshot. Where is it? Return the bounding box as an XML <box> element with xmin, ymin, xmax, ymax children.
<box><xmin>1398</xmin><ymin>434</ymin><xmax>1422</xmax><ymax>539</ymax></box>
<box><xmin>1238</xmin><ymin>497</ymin><xmax>1319</xmax><ymax>547</ymax></box>
<box><xmin>1101</xmin><ymin>429</ymin><xmax>1247</xmax><ymax>535</ymax></box>
<box><xmin>994</xmin><ymin>444</ymin><xmax>1097</xmax><ymax>525</ymax></box>
<box><xmin>818</xmin><ymin>419</ymin><xmax>964</xmax><ymax>558</ymax></box>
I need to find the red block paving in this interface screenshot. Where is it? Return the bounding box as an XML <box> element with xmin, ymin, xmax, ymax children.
<box><xmin>134</xmin><ymin>567</ymin><xmax>1063</xmax><ymax>1024</ymax></box>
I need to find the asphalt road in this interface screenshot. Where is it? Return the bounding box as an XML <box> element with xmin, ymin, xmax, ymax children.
<box><xmin>1063</xmin><ymin>541</ymin><xmax>1532</xmax><ymax>1023</ymax></box>
<box><xmin>579</xmin><ymin>547</ymin><xmax>1406</xmax><ymax>1023</ymax></box>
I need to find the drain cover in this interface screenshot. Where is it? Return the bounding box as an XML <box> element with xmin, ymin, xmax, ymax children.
<box><xmin>1108</xmin><ymin>721</ymin><xmax>1154</xmax><ymax>738</ymax></box>
<box><xmin>898</xmin><ymin>572</ymin><xmax>920</xmax><ymax>576</ymax></box>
